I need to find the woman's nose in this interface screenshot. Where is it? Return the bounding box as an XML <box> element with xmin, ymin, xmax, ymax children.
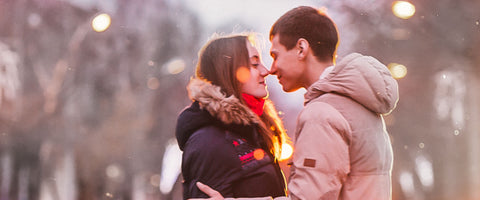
<box><xmin>259</xmin><ymin>64</ymin><xmax>269</xmax><ymax>77</ymax></box>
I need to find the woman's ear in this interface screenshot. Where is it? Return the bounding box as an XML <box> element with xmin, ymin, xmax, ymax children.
<box><xmin>296</xmin><ymin>38</ymin><xmax>309</xmax><ymax>60</ymax></box>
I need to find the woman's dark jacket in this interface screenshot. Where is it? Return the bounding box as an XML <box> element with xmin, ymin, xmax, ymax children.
<box><xmin>175</xmin><ymin>79</ymin><xmax>286</xmax><ymax>199</ymax></box>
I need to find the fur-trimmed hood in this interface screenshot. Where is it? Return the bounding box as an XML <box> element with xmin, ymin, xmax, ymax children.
<box><xmin>187</xmin><ymin>78</ymin><xmax>260</xmax><ymax>125</ymax></box>
<box><xmin>175</xmin><ymin>78</ymin><xmax>260</xmax><ymax>151</ymax></box>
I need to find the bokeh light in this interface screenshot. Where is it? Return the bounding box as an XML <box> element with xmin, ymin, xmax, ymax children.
<box><xmin>392</xmin><ymin>1</ymin><xmax>416</xmax><ymax>19</ymax></box>
<box><xmin>253</xmin><ymin>149</ymin><xmax>265</xmax><ymax>160</ymax></box>
<box><xmin>28</xmin><ymin>13</ymin><xmax>42</xmax><ymax>28</ymax></box>
<box><xmin>399</xmin><ymin>171</ymin><xmax>415</xmax><ymax>197</ymax></box>
<box><xmin>279</xmin><ymin>143</ymin><xmax>293</xmax><ymax>161</ymax></box>
<box><xmin>91</xmin><ymin>13</ymin><xmax>111</xmax><ymax>32</ymax></box>
<box><xmin>165</xmin><ymin>58</ymin><xmax>186</xmax><ymax>75</ymax></box>
<box><xmin>415</xmin><ymin>155</ymin><xmax>434</xmax><ymax>189</ymax></box>
<box><xmin>147</xmin><ymin>60</ymin><xmax>155</xmax><ymax>66</ymax></box>
<box><xmin>159</xmin><ymin>139</ymin><xmax>182</xmax><ymax>195</ymax></box>
<box><xmin>150</xmin><ymin>174</ymin><xmax>161</xmax><ymax>187</ymax></box>
<box><xmin>419</xmin><ymin>142</ymin><xmax>425</xmax><ymax>149</ymax></box>
<box><xmin>236</xmin><ymin>66</ymin><xmax>251</xmax><ymax>83</ymax></box>
<box><xmin>106</xmin><ymin>164</ymin><xmax>121</xmax><ymax>178</ymax></box>
<box><xmin>388</xmin><ymin>63</ymin><xmax>408</xmax><ymax>79</ymax></box>
<box><xmin>147</xmin><ymin>77</ymin><xmax>160</xmax><ymax>90</ymax></box>
<box><xmin>105</xmin><ymin>164</ymin><xmax>125</xmax><ymax>183</ymax></box>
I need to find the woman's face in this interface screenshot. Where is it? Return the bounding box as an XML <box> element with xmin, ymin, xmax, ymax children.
<box><xmin>241</xmin><ymin>40</ymin><xmax>269</xmax><ymax>98</ymax></box>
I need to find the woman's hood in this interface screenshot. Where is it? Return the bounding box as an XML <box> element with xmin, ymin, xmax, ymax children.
<box><xmin>305</xmin><ymin>53</ymin><xmax>399</xmax><ymax>114</ymax></box>
<box><xmin>186</xmin><ymin>78</ymin><xmax>260</xmax><ymax>125</ymax></box>
<box><xmin>175</xmin><ymin>78</ymin><xmax>260</xmax><ymax>150</ymax></box>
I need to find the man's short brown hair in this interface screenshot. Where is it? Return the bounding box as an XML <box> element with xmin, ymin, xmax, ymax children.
<box><xmin>270</xmin><ymin>6</ymin><xmax>339</xmax><ymax>62</ymax></box>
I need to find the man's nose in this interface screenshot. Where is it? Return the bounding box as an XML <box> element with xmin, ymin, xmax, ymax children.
<box><xmin>269</xmin><ymin>63</ymin><xmax>277</xmax><ymax>75</ymax></box>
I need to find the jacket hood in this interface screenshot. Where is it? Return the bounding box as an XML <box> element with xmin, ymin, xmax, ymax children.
<box><xmin>175</xmin><ymin>78</ymin><xmax>260</xmax><ymax>150</ymax></box>
<box><xmin>305</xmin><ymin>53</ymin><xmax>399</xmax><ymax>114</ymax></box>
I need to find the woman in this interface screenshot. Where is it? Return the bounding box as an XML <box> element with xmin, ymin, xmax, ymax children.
<box><xmin>175</xmin><ymin>34</ymin><xmax>289</xmax><ymax>199</ymax></box>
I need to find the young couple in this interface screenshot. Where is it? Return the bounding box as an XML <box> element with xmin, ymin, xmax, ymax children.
<box><xmin>176</xmin><ymin>6</ymin><xmax>399</xmax><ymax>200</ymax></box>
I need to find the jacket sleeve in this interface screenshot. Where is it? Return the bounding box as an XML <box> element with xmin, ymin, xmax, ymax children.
<box><xmin>287</xmin><ymin>102</ymin><xmax>351</xmax><ymax>200</ymax></box>
<box><xmin>182</xmin><ymin>126</ymin><xmax>241</xmax><ymax>198</ymax></box>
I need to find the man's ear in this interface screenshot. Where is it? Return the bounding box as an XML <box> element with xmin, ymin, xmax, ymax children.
<box><xmin>296</xmin><ymin>38</ymin><xmax>309</xmax><ymax>60</ymax></box>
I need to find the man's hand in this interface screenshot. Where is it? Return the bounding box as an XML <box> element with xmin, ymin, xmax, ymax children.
<box><xmin>188</xmin><ymin>182</ymin><xmax>224</xmax><ymax>200</ymax></box>
<box><xmin>188</xmin><ymin>182</ymin><xmax>283</xmax><ymax>200</ymax></box>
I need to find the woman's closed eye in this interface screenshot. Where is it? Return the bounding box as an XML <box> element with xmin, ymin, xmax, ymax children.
<box><xmin>250</xmin><ymin>55</ymin><xmax>260</xmax><ymax>68</ymax></box>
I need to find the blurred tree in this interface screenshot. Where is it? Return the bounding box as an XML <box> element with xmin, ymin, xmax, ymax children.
<box><xmin>327</xmin><ymin>0</ymin><xmax>480</xmax><ymax>199</ymax></box>
<box><xmin>0</xmin><ymin>0</ymin><xmax>201</xmax><ymax>199</ymax></box>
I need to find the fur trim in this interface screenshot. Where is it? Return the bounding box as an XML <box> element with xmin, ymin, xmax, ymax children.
<box><xmin>187</xmin><ymin>78</ymin><xmax>260</xmax><ymax>125</ymax></box>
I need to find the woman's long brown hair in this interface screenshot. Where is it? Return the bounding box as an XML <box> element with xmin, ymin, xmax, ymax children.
<box><xmin>195</xmin><ymin>34</ymin><xmax>290</xmax><ymax>160</ymax></box>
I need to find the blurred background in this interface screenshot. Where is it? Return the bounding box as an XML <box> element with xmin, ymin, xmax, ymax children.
<box><xmin>0</xmin><ymin>0</ymin><xmax>479</xmax><ymax>199</ymax></box>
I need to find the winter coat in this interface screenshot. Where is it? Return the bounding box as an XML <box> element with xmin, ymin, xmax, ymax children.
<box><xmin>175</xmin><ymin>79</ymin><xmax>287</xmax><ymax>200</ymax></box>
<box><xmin>287</xmin><ymin>53</ymin><xmax>399</xmax><ymax>200</ymax></box>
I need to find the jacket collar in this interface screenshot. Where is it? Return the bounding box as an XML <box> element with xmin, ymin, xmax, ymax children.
<box><xmin>187</xmin><ymin>78</ymin><xmax>260</xmax><ymax>125</ymax></box>
<box><xmin>175</xmin><ymin>78</ymin><xmax>261</xmax><ymax>151</ymax></box>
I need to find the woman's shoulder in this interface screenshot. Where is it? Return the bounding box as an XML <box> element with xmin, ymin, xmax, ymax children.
<box><xmin>184</xmin><ymin>125</ymin><xmax>235</xmax><ymax>154</ymax></box>
<box><xmin>190</xmin><ymin>125</ymin><xmax>226</xmax><ymax>141</ymax></box>
<box><xmin>183</xmin><ymin>125</ymin><xmax>242</xmax><ymax>171</ymax></box>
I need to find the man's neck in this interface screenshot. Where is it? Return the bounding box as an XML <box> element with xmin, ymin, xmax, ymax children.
<box><xmin>304</xmin><ymin>60</ymin><xmax>333</xmax><ymax>88</ymax></box>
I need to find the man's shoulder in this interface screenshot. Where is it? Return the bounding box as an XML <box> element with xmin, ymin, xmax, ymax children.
<box><xmin>307</xmin><ymin>93</ymin><xmax>360</xmax><ymax>109</ymax></box>
<box><xmin>303</xmin><ymin>93</ymin><xmax>348</xmax><ymax>112</ymax></box>
<box><xmin>300</xmin><ymin>98</ymin><xmax>342</xmax><ymax>121</ymax></box>
<box><xmin>299</xmin><ymin>93</ymin><xmax>355</xmax><ymax>127</ymax></box>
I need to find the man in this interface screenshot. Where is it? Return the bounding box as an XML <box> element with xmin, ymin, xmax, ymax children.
<box><xmin>193</xmin><ymin>6</ymin><xmax>399</xmax><ymax>200</ymax></box>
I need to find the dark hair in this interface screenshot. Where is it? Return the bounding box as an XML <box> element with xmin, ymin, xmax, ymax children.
<box><xmin>270</xmin><ymin>6</ymin><xmax>339</xmax><ymax>62</ymax></box>
<box><xmin>195</xmin><ymin>34</ymin><xmax>290</xmax><ymax>159</ymax></box>
<box><xmin>196</xmin><ymin>35</ymin><xmax>248</xmax><ymax>100</ymax></box>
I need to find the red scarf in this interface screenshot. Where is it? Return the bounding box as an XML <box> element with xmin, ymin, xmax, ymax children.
<box><xmin>242</xmin><ymin>93</ymin><xmax>265</xmax><ymax>116</ymax></box>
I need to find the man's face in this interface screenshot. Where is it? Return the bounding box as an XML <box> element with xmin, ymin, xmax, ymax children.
<box><xmin>269</xmin><ymin>35</ymin><xmax>305</xmax><ymax>92</ymax></box>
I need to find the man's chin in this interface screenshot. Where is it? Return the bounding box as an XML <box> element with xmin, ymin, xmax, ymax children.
<box><xmin>282</xmin><ymin>85</ymin><xmax>301</xmax><ymax>93</ymax></box>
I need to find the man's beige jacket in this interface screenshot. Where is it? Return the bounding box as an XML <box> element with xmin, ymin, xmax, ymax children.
<box><xmin>223</xmin><ymin>53</ymin><xmax>399</xmax><ymax>200</ymax></box>
<box><xmin>287</xmin><ymin>53</ymin><xmax>399</xmax><ymax>200</ymax></box>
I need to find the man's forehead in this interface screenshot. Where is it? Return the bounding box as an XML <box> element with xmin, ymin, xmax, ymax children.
<box><xmin>270</xmin><ymin>35</ymin><xmax>282</xmax><ymax>51</ymax></box>
<box><xmin>271</xmin><ymin>35</ymin><xmax>280</xmax><ymax>45</ymax></box>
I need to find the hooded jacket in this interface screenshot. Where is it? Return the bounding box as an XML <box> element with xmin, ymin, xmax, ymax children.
<box><xmin>176</xmin><ymin>79</ymin><xmax>286</xmax><ymax>199</ymax></box>
<box><xmin>287</xmin><ymin>53</ymin><xmax>399</xmax><ymax>200</ymax></box>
